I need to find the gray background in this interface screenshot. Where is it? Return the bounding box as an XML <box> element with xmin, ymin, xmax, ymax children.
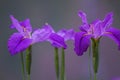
<box><xmin>0</xmin><ymin>0</ymin><xmax>120</xmax><ymax>80</ymax></box>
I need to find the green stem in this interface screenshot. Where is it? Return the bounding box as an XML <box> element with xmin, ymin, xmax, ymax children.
<box><xmin>94</xmin><ymin>72</ymin><xmax>97</xmax><ymax>80</ymax></box>
<box><xmin>88</xmin><ymin>45</ymin><xmax>92</xmax><ymax>80</ymax></box>
<box><xmin>54</xmin><ymin>47</ymin><xmax>59</xmax><ymax>80</ymax></box>
<box><xmin>27</xmin><ymin>75</ymin><xmax>30</xmax><ymax>80</ymax></box>
<box><xmin>92</xmin><ymin>39</ymin><xmax>100</xmax><ymax>80</ymax></box>
<box><xmin>20</xmin><ymin>52</ymin><xmax>25</xmax><ymax>80</ymax></box>
<box><xmin>60</xmin><ymin>48</ymin><xmax>65</xmax><ymax>80</ymax></box>
<box><xmin>26</xmin><ymin>46</ymin><xmax>32</xmax><ymax>80</ymax></box>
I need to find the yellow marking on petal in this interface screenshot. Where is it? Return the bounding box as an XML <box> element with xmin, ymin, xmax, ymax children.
<box><xmin>90</xmin><ymin>24</ymin><xmax>94</xmax><ymax>34</ymax></box>
<box><xmin>21</xmin><ymin>26</ymin><xmax>31</xmax><ymax>38</ymax></box>
<box><xmin>21</xmin><ymin>26</ymin><xmax>27</xmax><ymax>32</ymax></box>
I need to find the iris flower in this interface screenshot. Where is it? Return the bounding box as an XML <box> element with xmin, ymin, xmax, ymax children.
<box><xmin>45</xmin><ymin>24</ymin><xmax>75</xmax><ymax>49</ymax></box>
<box><xmin>74</xmin><ymin>10</ymin><xmax>120</xmax><ymax>56</ymax></box>
<box><xmin>8</xmin><ymin>15</ymin><xmax>53</xmax><ymax>55</ymax></box>
<box><xmin>42</xmin><ymin>24</ymin><xmax>75</xmax><ymax>80</ymax></box>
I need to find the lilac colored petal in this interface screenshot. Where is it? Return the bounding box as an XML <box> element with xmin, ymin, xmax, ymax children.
<box><xmin>10</xmin><ymin>15</ymin><xmax>23</xmax><ymax>33</ymax></box>
<box><xmin>74</xmin><ymin>32</ymin><xmax>91</xmax><ymax>56</ymax></box>
<box><xmin>8</xmin><ymin>33</ymin><xmax>32</xmax><ymax>55</ymax></box>
<box><xmin>42</xmin><ymin>23</ymin><xmax>54</xmax><ymax>33</ymax></box>
<box><xmin>78</xmin><ymin>10</ymin><xmax>88</xmax><ymax>24</ymax></box>
<box><xmin>104</xmin><ymin>27</ymin><xmax>120</xmax><ymax>49</ymax></box>
<box><xmin>49</xmin><ymin>33</ymin><xmax>67</xmax><ymax>49</ymax></box>
<box><xmin>20</xmin><ymin>19</ymin><xmax>32</xmax><ymax>32</ymax></box>
<box><xmin>79</xmin><ymin>24</ymin><xmax>90</xmax><ymax>32</ymax></box>
<box><xmin>31</xmin><ymin>24</ymin><xmax>54</xmax><ymax>43</ymax></box>
<box><xmin>57</xmin><ymin>29</ymin><xmax>75</xmax><ymax>41</ymax></box>
<box><xmin>102</xmin><ymin>12</ymin><xmax>113</xmax><ymax>29</ymax></box>
<box><xmin>93</xmin><ymin>20</ymin><xmax>103</xmax><ymax>38</ymax></box>
<box><xmin>91</xmin><ymin>19</ymin><xmax>101</xmax><ymax>25</ymax></box>
<box><xmin>78</xmin><ymin>11</ymin><xmax>91</xmax><ymax>32</ymax></box>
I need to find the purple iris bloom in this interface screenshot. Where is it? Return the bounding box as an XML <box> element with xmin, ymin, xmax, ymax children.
<box><xmin>45</xmin><ymin>24</ymin><xmax>67</xmax><ymax>49</ymax></box>
<box><xmin>8</xmin><ymin>15</ymin><xmax>53</xmax><ymax>55</ymax></box>
<box><xmin>44</xmin><ymin>24</ymin><xmax>75</xmax><ymax>49</ymax></box>
<box><xmin>74</xmin><ymin>10</ymin><xmax>120</xmax><ymax>56</ymax></box>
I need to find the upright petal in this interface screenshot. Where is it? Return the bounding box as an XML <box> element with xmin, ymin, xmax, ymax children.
<box><xmin>43</xmin><ymin>23</ymin><xmax>55</xmax><ymax>33</ymax></box>
<box><xmin>10</xmin><ymin>15</ymin><xmax>23</xmax><ymax>33</ymax></box>
<box><xmin>93</xmin><ymin>20</ymin><xmax>103</xmax><ymax>38</ymax></box>
<box><xmin>102</xmin><ymin>12</ymin><xmax>113</xmax><ymax>29</ymax></box>
<box><xmin>20</xmin><ymin>19</ymin><xmax>32</xmax><ymax>32</ymax></box>
<box><xmin>31</xmin><ymin>23</ymin><xmax>54</xmax><ymax>43</ymax></box>
<box><xmin>79</xmin><ymin>24</ymin><xmax>90</xmax><ymax>32</ymax></box>
<box><xmin>57</xmin><ymin>29</ymin><xmax>75</xmax><ymax>41</ymax></box>
<box><xmin>48</xmin><ymin>33</ymin><xmax>67</xmax><ymax>49</ymax></box>
<box><xmin>8</xmin><ymin>33</ymin><xmax>32</xmax><ymax>55</ymax></box>
<box><xmin>74</xmin><ymin>32</ymin><xmax>91</xmax><ymax>56</ymax></box>
<box><xmin>78</xmin><ymin>10</ymin><xmax>88</xmax><ymax>24</ymax></box>
<box><xmin>104</xmin><ymin>27</ymin><xmax>120</xmax><ymax>49</ymax></box>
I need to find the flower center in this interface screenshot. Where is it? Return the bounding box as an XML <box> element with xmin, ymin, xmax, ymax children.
<box><xmin>22</xmin><ymin>26</ymin><xmax>31</xmax><ymax>38</ymax></box>
<box><xmin>88</xmin><ymin>24</ymin><xmax>94</xmax><ymax>34</ymax></box>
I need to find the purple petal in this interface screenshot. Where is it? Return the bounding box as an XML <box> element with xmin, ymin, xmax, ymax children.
<box><xmin>48</xmin><ymin>33</ymin><xmax>67</xmax><ymax>49</ymax></box>
<box><xmin>31</xmin><ymin>23</ymin><xmax>54</xmax><ymax>43</ymax></box>
<box><xmin>102</xmin><ymin>12</ymin><xmax>113</xmax><ymax>29</ymax></box>
<box><xmin>79</xmin><ymin>24</ymin><xmax>90</xmax><ymax>32</ymax></box>
<box><xmin>93</xmin><ymin>20</ymin><xmax>103</xmax><ymax>38</ymax></box>
<box><xmin>10</xmin><ymin>15</ymin><xmax>23</xmax><ymax>33</ymax></box>
<box><xmin>8</xmin><ymin>33</ymin><xmax>32</xmax><ymax>55</ymax></box>
<box><xmin>104</xmin><ymin>27</ymin><xmax>120</xmax><ymax>49</ymax></box>
<box><xmin>20</xmin><ymin>19</ymin><xmax>32</xmax><ymax>32</ymax></box>
<box><xmin>78</xmin><ymin>10</ymin><xmax>88</xmax><ymax>24</ymax></box>
<box><xmin>78</xmin><ymin>11</ymin><xmax>90</xmax><ymax>32</ymax></box>
<box><xmin>42</xmin><ymin>23</ymin><xmax>54</xmax><ymax>33</ymax></box>
<box><xmin>57</xmin><ymin>29</ymin><xmax>75</xmax><ymax>41</ymax></box>
<box><xmin>74</xmin><ymin>32</ymin><xmax>91</xmax><ymax>56</ymax></box>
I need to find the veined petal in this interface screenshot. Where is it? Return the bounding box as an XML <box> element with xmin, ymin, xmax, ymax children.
<box><xmin>31</xmin><ymin>24</ymin><xmax>54</xmax><ymax>43</ymax></box>
<box><xmin>32</xmin><ymin>29</ymin><xmax>51</xmax><ymax>43</ymax></box>
<box><xmin>78</xmin><ymin>10</ymin><xmax>88</xmax><ymax>24</ymax></box>
<box><xmin>74</xmin><ymin>32</ymin><xmax>91</xmax><ymax>56</ymax></box>
<box><xmin>10</xmin><ymin>15</ymin><xmax>23</xmax><ymax>33</ymax></box>
<box><xmin>93</xmin><ymin>20</ymin><xmax>103</xmax><ymax>38</ymax></box>
<box><xmin>42</xmin><ymin>23</ymin><xmax>55</xmax><ymax>33</ymax></box>
<box><xmin>79</xmin><ymin>24</ymin><xmax>90</xmax><ymax>32</ymax></box>
<box><xmin>8</xmin><ymin>33</ymin><xmax>32</xmax><ymax>55</ymax></box>
<box><xmin>20</xmin><ymin>19</ymin><xmax>32</xmax><ymax>32</ymax></box>
<box><xmin>104</xmin><ymin>27</ymin><xmax>120</xmax><ymax>49</ymax></box>
<box><xmin>102</xmin><ymin>12</ymin><xmax>113</xmax><ymax>29</ymax></box>
<box><xmin>57</xmin><ymin>29</ymin><xmax>75</xmax><ymax>41</ymax></box>
<box><xmin>48</xmin><ymin>33</ymin><xmax>67</xmax><ymax>49</ymax></box>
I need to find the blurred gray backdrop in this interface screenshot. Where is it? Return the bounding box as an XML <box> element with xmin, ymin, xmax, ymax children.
<box><xmin>0</xmin><ymin>0</ymin><xmax>120</xmax><ymax>80</ymax></box>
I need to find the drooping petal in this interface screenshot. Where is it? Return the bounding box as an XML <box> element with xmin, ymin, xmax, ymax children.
<box><xmin>8</xmin><ymin>33</ymin><xmax>32</xmax><ymax>55</ymax></box>
<box><xmin>57</xmin><ymin>29</ymin><xmax>75</xmax><ymax>41</ymax></box>
<box><xmin>20</xmin><ymin>19</ymin><xmax>32</xmax><ymax>32</ymax></box>
<box><xmin>78</xmin><ymin>10</ymin><xmax>88</xmax><ymax>24</ymax></box>
<box><xmin>104</xmin><ymin>27</ymin><xmax>120</xmax><ymax>49</ymax></box>
<box><xmin>74</xmin><ymin>32</ymin><xmax>91</xmax><ymax>56</ymax></box>
<box><xmin>31</xmin><ymin>24</ymin><xmax>54</xmax><ymax>43</ymax></box>
<box><xmin>102</xmin><ymin>12</ymin><xmax>113</xmax><ymax>29</ymax></box>
<box><xmin>48</xmin><ymin>33</ymin><xmax>67</xmax><ymax>49</ymax></box>
<box><xmin>10</xmin><ymin>15</ymin><xmax>23</xmax><ymax>33</ymax></box>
